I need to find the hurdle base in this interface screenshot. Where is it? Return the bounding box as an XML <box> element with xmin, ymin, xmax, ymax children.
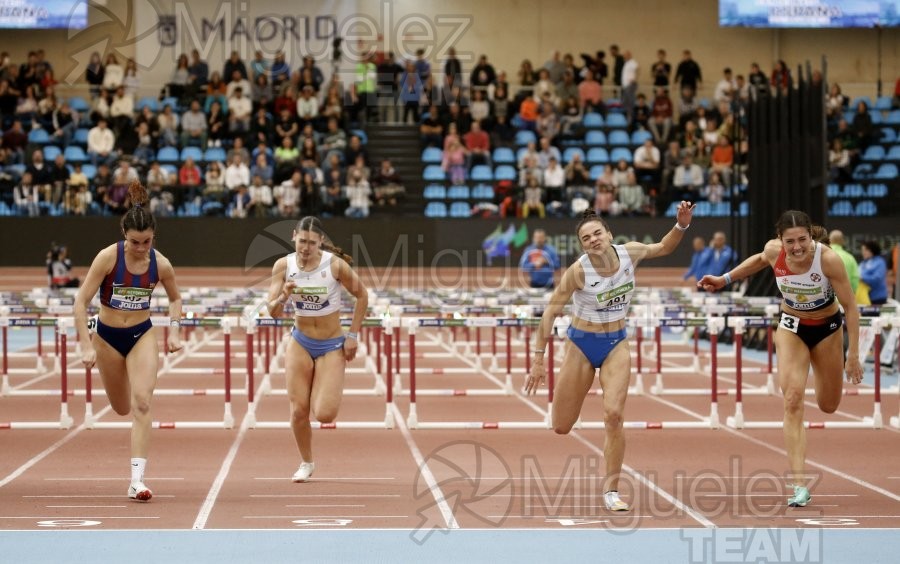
<box><xmin>90</xmin><ymin>421</ymin><xmax>235</xmax><ymax>429</ymax></box>
<box><xmin>252</xmin><ymin>421</ymin><xmax>393</xmax><ymax>429</ymax></box>
<box><xmin>890</xmin><ymin>416</ymin><xmax>899</xmax><ymax>429</ymax></box>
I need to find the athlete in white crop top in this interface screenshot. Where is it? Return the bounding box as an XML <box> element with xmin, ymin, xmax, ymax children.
<box><xmin>267</xmin><ymin>217</ymin><xmax>369</xmax><ymax>483</ymax></box>
<box><xmin>698</xmin><ymin>210</ymin><xmax>862</xmax><ymax>508</ymax></box>
<box><xmin>526</xmin><ymin>201</ymin><xmax>696</xmax><ymax>512</ymax></box>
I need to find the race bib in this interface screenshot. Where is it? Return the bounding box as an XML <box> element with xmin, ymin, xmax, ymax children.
<box><xmin>292</xmin><ymin>286</ymin><xmax>330</xmax><ymax>312</ymax></box>
<box><xmin>594</xmin><ymin>282</ymin><xmax>634</xmax><ymax>308</ymax></box>
<box><xmin>109</xmin><ymin>287</ymin><xmax>153</xmax><ymax>310</ymax></box>
<box><xmin>779</xmin><ymin>312</ymin><xmax>799</xmax><ymax>333</ymax></box>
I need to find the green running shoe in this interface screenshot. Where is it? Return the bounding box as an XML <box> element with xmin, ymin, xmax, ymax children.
<box><xmin>787</xmin><ymin>485</ymin><xmax>811</xmax><ymax>507</ymax></box>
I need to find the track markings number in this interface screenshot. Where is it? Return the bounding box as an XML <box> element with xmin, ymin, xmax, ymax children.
<box><xmin>796</xmin><ymin>518</ymin><xmax>858</xmax><ymax>527</ymax></box>
<box><xmin>292</xmin><ymin>518</ymin><xmax>353</xmax><ymax>527</ymax></box>
<box><xmin>37</xmin><ymin>519</ymin><xmax>102</xmax><ymax>527</ymax></box>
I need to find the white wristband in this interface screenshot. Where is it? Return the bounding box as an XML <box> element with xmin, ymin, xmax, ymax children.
<box><xmin>674</xmin><ymin>223</ymin><xmax>689</xmax><ymax>232</ymax></box>
<box><xmin>170</xmin><ymin>320</ymin><xmax>181</xmax><ymax>328</ymax></box>
<box><xmin>723</xmin><ymin>272</ymin><xmax>733</xmax><ymax>285</ymax></box>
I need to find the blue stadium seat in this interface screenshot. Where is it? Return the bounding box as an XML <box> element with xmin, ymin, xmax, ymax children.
<box><xmin>862</xmin><ymin>145</ymin><xmax>885</xmax><ymax>161</ymax></box>
<box><xmin>880</xmin><ymin>128</ymin><xmax>897</xmax><ymax>143</ymax></box>
<box><xmin>423</xmin><ymin>184</ymin><xmax>446</xmax><ymax>199</ymax></box>
<box><xmin>608</xmin><ymin>130</ymin><xmax>630</xmax><ymax>146</ymax></box>
<box><xmin>586</xmin><ymin>147</ymin><xmax>610</xmax><ymax>165</ymax></box>
<box><xmin>161</xmin><ymin>164</ymin><xmax>178</xmax><ymax>178</ymax></box>
<box><xmin>885</xmin><ymin>111</ymin><xmax>900</xmax><ymax>125</ymax></box>
<box><xmin>852</xmin><ymin>163</ymin><xmax>874</xmax><ymax>180</ymax></box>
<box><xmin>605</xmin><ymin>114</ymin><xmax>628</xmax><ymax>128</ymax></box>
<box><xmin>180</xmin><ymin>146</ymin><xmax>204</xmax><ymax>162</ymax></box>
<box><xmin>204</xmin><ymin>147</ymin><xmax>227</xmax><ymax>163</ymax></box>
<box><xmin>28</xmin><ymin>128</ymin><xmax>51</xmax><ymax>144</ymax></box>
<box><xmin>493</xmin><ymin>165</ymin><xmax>517</xmax><ymax>181</ymax></box>
<box><xmin>855</xmin><ymin>200</ymin><xmax>878</xmax><ymax>216</ymax></box>
<box><xmin>867</xmin><ymin>183</ymin><xmax>888</xmax><ymax>198</ymax></box>
<box><xmin>585</xmin><ymin>130</ymin><xmax>607</xmax><ymax>146</ymax></box>
<box><xmin>421</xmin><ymin>147</ymin><xmax>443</xmax><ymax>163</ymax></box>
<box><xmin>492</xmin><ymin>147</ymin><xmax>515</xmax><ymax>164</ymax></box>
<box><xmin>80</xmin><ymin>164</ymin><xmax>97</xmax><ymax>180</ymax></box>
<box><xmin>610</xmin><ymin>147</ymin><xmax>633</xmax><ymax>163</ymax></box>
<box><xmin>73</xmin><ymin>129</ymin><xmax>90</xmax><ymax>146</ymax></box>
<box><xmin>157</xmin><ymin>146</ymin><xmax>180</xmax><ymax>164</ymax></box>
<box><xmin>423</xmin><ymin>165</ymin><xmax>446</xmax><ymax>181</ymax></box>
<box><xmin>515</xmin><ymin>130</ymin><xmax>537</xmax><ymax>146</ymax></box>
<box><xmin>136</xmin><ymin>97</ymin><xmax>159</xmax><ymax>113</ymax></box>
<box><xmin>631</xmin><ymin>130</ymin><xmax>653</xmax><ymax>145</ymax></box>
<box><xmin>63</xmin><ymin>146</ymin><xmax>86</xmax><ymax>163</ymax></box>
<box><xmin>68</xmin><ymin>96</ymin><xmax>90</xmax><ymax>112</ymax></box>
<box><xmin>562</xmin><ymin>147</ymin><xmax>585</xmax><ymax>164</ymax></box>
<box><xmin>471</xmin><ymin>184</ymin><xmax>494</xmax><ymax>200</ymax></box>
<box><xmin>829</xmin><ymin>200</ymin><xmax>854</xmax><ymax>216</ymax></box>
<box><xmin>583</xmin><ymin>113</ymin><xmax>604</xmax><ymax>128</ymax></box>
<box><xmin>424</xmin><ymin>202</ymin><xmax>448</xmax><ymax>218</ymax></box>
<box><xmin>470</xmin><ymin>165</ymin><xmax>493</xmax><ymax>182</ymax></box>
<box><xmin>589</xmin><ymin>165</ymin><xmax>606</xmax><ymax>180</ymax></box>
<box><xmin>447</xmin><ymin>185</ymin><xmax>470</xmax><ymax>199</ymax></box>
<box><xmin>350</xmin><ymin>129</ymin><xmax>368</xmax><ymax>144</ymax></box>
<box><xmin>875</xmin><ymin>163</ymin><xmax>898</xmax><ymax>179</ymax></box>
<box><xmin>844</xmin><ymin>183</ymin><xmax>864</xmax><ymax>197</ymax></box>
<box><xmin>693</xmin><ymin>201</ymin><xmax>711</xmax><ymax>217</ymax></box>
<box><xmin>826</xmin><ymin>183</ymin><xmax>840</xmax><ymax>197</ymax></box>
<box><xmin>162</xmin><ymin>96</ymin><xmax>180</xmax><ymax>111</ymax></box>
<box><xmin>875</xmin><ymin>96</ymin><xmax>893</xmax><ymax>111</ymax></box>
<box><xmin>870</xmin><ymin>111</ymin><xmax>883</xmax><ymax>125</ymax></box>
<box><xmin>739</xmin><ymin>202</ymin><xmax>749</xmax><ymax>216</ymax></box>
<box><xmin>449</xmin><ymin>202</ymin><xmax>470</xmax><ymax>218</ymax></box>
<box><xmin>42</xmin><ymin>145</ymin><xmax>62</xmax><ymax>161</ymax></box>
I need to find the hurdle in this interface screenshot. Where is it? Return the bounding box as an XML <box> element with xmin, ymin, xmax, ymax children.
<box><xmin>728</xmin><ymin>316</ymin><xmax>889</xmax><ymax>430</ymax></box>
<box><xmin>86</xmin><ymin>316</ymin><xmax>241</xmax><ymax>430</ymax></box>
<box><xmin>0</xmin><ymin>312</ymin><xmax>59</xmax><ymax>387</ymax></box>
<box><xmin>249</xmin><ymin>318</ymin><xmax>394</xmax><ymax>430</ymax></box>
<box><xmin>407</xmin><ymin>317</ymin><xmax>553</xmax><ymax>429</ymax></box>
<box><xmin>0</xmin><ymin>317</ymin><xmax>74</xmax><ymax>430</ymax></box>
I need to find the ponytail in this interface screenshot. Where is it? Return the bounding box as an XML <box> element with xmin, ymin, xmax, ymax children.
<box><xmin>121</xmin><ymin>181</ymin><xmax>156</xmax><ymax>234</ymax></box>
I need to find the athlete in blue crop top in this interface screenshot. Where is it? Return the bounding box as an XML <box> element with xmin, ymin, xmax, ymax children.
<box><xmin>266</xmin><ymin>216</ymin><xmax>369</xmax><ymax>483</ymax></box>
<box><xmin>526</xmin><ymin>201</ymin><xmax>696</xmax><ymax>512</ymax></box>
<box><xmin>699</xmin><ymin>211</ymin><xmax>863</xmax><ymax>509</ymax></box>
<box><xmin>74</xmin><ymin>183</ymin><xmax>183</xmax><ymax>502</ymax></box>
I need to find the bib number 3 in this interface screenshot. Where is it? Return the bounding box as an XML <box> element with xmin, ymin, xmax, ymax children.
<box><xmin>780</xmin><ymin>313</ymin><xmax>799</xmax><ymax>333</ymax></box>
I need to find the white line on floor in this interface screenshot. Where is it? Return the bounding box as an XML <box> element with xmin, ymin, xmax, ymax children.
<box><xmin>249</xmin><ymin>494</ymin><xmax>400</xmax><ymax>498</ymax></box>
<box><xmin>284</xmin><ymin>504</ymin><xmax>366</xmax><ymax>508</ymax></box>
<box><xmin>252</xmin><ymin>477</ymin><xmax>396</xmax><ymax>481</ymax></box>
<box><xmin>23</xmin><ymin>495</ymin><xmax>175</xmax><ymax>498</ymax></box>
<box><xmin>701</xmin><ymin>494</ymin><xmax>859</xmax><ymax>497</ymax></box>
<box><xmin>45</xmin><ymin>505</ymin><xmax>128</xmax><ymax>508</ymax></box>
<box><xmin>191</xmin><ymin>410</ymin><xmax>252</xmax><ymax>530</ymax></box>
<box><xmin>243</xmin><ymin>515</ymin><xmax>409</xmax><ymax>519</ymax></box>
<box><xmin>43</xmin><ymin>478</ymin><xmax>184</xmax><ymax>481</ymax></box>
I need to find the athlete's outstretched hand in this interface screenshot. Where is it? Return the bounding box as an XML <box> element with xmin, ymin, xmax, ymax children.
<box><xmin>343</xmin><ymin>334</ymin><xmax>358</xmax><ymax>361</ymax></box>
<box><xmin>675</xmin><ymin>200</ymin><xmax>696</xmax><ymax>228</ymax></box>
<box><xmin>525</xmin><ymin>359</ymin><xmax>545</xmax><ymax>395</ymax></box>
<box><xmin>845</xmin><ymin>354</ymin><xmax>863</xmax><ymax>385</ymax></box>
<box><xmin>697</xmin><ymin>274</ymin><xmax>727</xmax><ymax>293</ymax></box>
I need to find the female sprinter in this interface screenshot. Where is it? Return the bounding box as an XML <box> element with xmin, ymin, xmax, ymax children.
<box><xmin>75</xmin><ymin>182</ymin><xmax>183</xmax><ymax>501</ymax></box>
<box><xmin>526</xmin><ymin>202</ymin><xmax>696</xmax><ymax>512</ymax></box>
<box><xmin>267</xmin><ymin>216</ymin><xmax>369</xmax><ymax>482</ymax></box>
<box><xmin>698</xmin><ymin>210</ymin><xmax>863</xmax><ymax>507</ymax></box>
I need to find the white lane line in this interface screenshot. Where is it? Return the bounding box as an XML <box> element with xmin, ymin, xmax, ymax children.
<box><xmin>648</xmin><ymin>393</ymin><xmax>900</xmax><ymax>504</ymax></box>
<box><xmin>434</xmin><ymin>335</ymin><xmax>717</xmax><ymax>529</ymax></box>
<box><xmin>250</xmin><ymin>494</ymin><xmax>400</xmax><ymax>498</ymax></box>
<box><xmin>757</xmin><ymin>504</ymin><xmax>840</xmax><ymax>508</ymax></box>
<box><xmin>284</xmin><ymin>504</ymin><xmax>366</xmax><ymax>508</ymax></box>
<box><xmin>388</xmin><ymin>402</ymin><xmax>459</xmax><ymax>530</ymax></box>
<box><xmin>191</xmin><ymin>409</ymin><xmax>252</xmax><ymax>530</ymax></box>
<box><xmin>45</xmin><ymin>505</ymin><xmax>127</xmax><ymax>508</ymax></box>
<box><xmin>0</xmin><ymin>516</ymin><xmax>160</xmax><ymax>519</ymax></box>
<box><xmin>43</xmin><ymin>477</ymin><xmax>184</xmax><ymax>481</ymax></box>
<box><xmin>701</xmin><ymin>494</ymin><xmax>859</xmax><ymax>497</ymax></box>
<box><xmin>490</xmin><ymin>514</ymin><xmax>656</xmax><ymax>519</ymax></box>
<box><xmin>23</xmin><ymin>495</ymin><xmax>176</xmax><ymax>498</ymax></box>
<box><xmin>0</xmin><ymin>406</ymin><xmax>112</xmax><ymax>490</ymax></box>
<box><xmin>253</xmin><ymin>477</ymin><xmax>396</xmax><ymax>481</ymax></box>
<box><xmin>243</xmin><ymin>515</ymin><xmax>409</xmax><ymax>519</ymax></box>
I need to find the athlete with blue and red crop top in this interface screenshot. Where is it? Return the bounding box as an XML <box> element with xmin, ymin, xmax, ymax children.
<box><xmin>699</xmin><ymin>210</ymin><xmax>863</xmax><ymax>508</ymax></box>
<box><xmin>526</xmin><ymin>201</ymin><xmax>696</xmax><ymax>513</ymax></box>
<box><xmin>74</xmin><ymin>182</ymin><xmax>183</xmax><ymax>502</ymax></box>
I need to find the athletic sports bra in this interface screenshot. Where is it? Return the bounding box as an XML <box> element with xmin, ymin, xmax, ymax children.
<box><xmin>773</xmin><ymin>242</ymin><xmax>835</xmax><ymax>312</ymax></box>
<box><xmin>285</xmin><ymin>251</ymin><xmax>342</xmax><ymax>317</ymax></box>
<box><xmin>572</xmin><ymin>245</ymin><xmax>636</xmax><ymax>324</ymax></box>
<box><xmin>98</xmin><ymin>241</ymin><xmax>159</xmax><ymax>311</ymax></box>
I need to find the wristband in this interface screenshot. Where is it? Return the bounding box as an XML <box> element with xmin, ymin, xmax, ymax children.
<box><xmin>170</xmin><ymin>320</ymin><xmax>181</xmax><ymax>328</ymax></box>
<box><xmin>346</xmin><ymin>331</ymin><xmax>359</xmax><ymax>340</ymax></box>
<box><xmin>674</xmin><ymin>223</ymin><xmax>689</xmax><ymax>232</ymax></box>
<box><xmin>723</xmin><ymin>272</ymin><xmax>733</xmax><ymax>285</ymax></box>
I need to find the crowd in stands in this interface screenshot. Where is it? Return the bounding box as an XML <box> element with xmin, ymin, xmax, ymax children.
<box><xmin>0</xmin><ymin>44</ymin><xmax>897</xmax><ymax>219</ymax></box>
<box><xmin>0</xmin><ymin>48</ymin><xmax>407</xmax><ymax>218</ymax></box>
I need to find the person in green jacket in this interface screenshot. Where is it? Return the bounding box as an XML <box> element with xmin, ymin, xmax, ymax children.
<box><xmin>828</xmin><ymin>230</ymin><xmax>860</xmax><ymax>293</ymax></box>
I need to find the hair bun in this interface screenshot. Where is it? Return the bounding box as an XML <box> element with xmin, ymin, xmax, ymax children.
<box><xmin>580</xmin><ymin>209</ymin><xmax>598</xmax><ymax>220</ymax></box>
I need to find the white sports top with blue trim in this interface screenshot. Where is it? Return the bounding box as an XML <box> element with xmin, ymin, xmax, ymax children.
<box><xmin>773</xmin><ymin>242</ymin><xmax>835</xmax><ymax>312</ymax></box>
<box><xmin>285</xmin><ymin>251</ymin><xmax>342</xmax><ymax>317</ymax></box>
<box><xmin>572</xmin><ymin>245</ymin><xmax>636</xmax><ymax>324</ymax></box>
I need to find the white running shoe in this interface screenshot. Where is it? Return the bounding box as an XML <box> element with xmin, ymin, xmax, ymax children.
<box><xmin>128</xmin><ymin>482</ymin><xmax>153</xmax><ymax>501</ymax></box>
<box><xmin>603</xmin><ymin>491</ymin><xmax>630</xmax><ymax>512</ymax></box>
<box><xmin>292</xmin><ymin>462</ymin><xmax>316</xmax><ymax>483</ymax></box>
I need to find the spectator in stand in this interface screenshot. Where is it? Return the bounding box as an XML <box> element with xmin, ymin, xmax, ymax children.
<box><xmin>399</xmin><ymin>61</ymin><xmax>424</xmax><ymax>124</ymax></box>
<box><xmin>188</xmin><ymin>49</ymin><xmax>209</xmax><ymax>88</ymax></box>
<box><xmin>419</xmin><ymin>105</ymin><xmax>443</xmax><ymax>148</ymax></box>
<box><xmin>180</xmin><ymin>100</ymin><xmax>208</xmax><ymax>149</ymax></box>
<box><xmin>683</xmin><ymin>236</ymin><xmax>711</xmax><ymax>282</ymax></box>
<box><xmin>710</xmin><ymin>136</ymin><xmax>735</xmax><ymax>186</ymax></box>
<box><xmin>224</xmin><ymin>154</ymin><xmax>250</xmax><ymax>192</ymax></box>
<box><xmin>828</xmin><ymin>230</ymin><xmax>860</xmax><ymax>294</ymax></box>
<box><xmin>223</xmin><ymin>51</ymin><xmax>248</xmax><ymax>83</ymax></box>
<box><xmin>537</xmin><ymin>136</ymin><xmax>561</xmax><ymax>169</ymax></box>
<box><xmin>228</xmin><ymin>87</ymin><xmax>252</xmax><ymax>137</ymax></box>
<box><xmin>649</xmin><ymin>87</ymin><xmax>673</xmax><ymax>144</ymax></box>
<box><xmin>859</xmin><ymin>241</ymin><xmax>889</xmax><ymax>305</ymax></box>
<box><xmin>564</xmin><ymin>152</ymin><xmax>591</xmax><ymax>199</ymax></box>
<box><xmin>651</xmin><ymin>49</ymin><xmax>671</xmax><ymax>90</ymax></box>
<box><xmin>178</xmin><ymin>157</ymin><xmax>203</xmax><ymax>203</ymax></box>
<box><xmin>469</xmin><ymin>88</ymin><xmax>491</xmax><ymax>126</ymax></box>
<box><xmin>464</xmin><ymin>120</ymin><xmax>491</xmax><ymax>170</ymax></box>
<box><xmin>470</xmin><ymin>55</ymin><xmax>497</xmax><ymax>91</ymax></box>
<box><xmin>274</xmin><ymin>136</ymin><xmax>300</xmax><ymax>184</ymax></box>
<box><xmin>344</xmin><ymin>170</ymin><xmax>372</xmax><ymax>218</ymax></box>
<box><xmin>851</xmin><ymin>101</ymin><xmax>877</xmax><ymax>150</ymax></box>
<box><xmin>157</xmin><ymin>104</ymin><xmax>179</xmax><ymax>147</ymax></box>
<box><xmin>521</xmin><ymin>175</ymin><xmax>545</xmax><ymax>218</ymax></box>
<box><xmin>828</xmin><ymin>139</ymin><xmax>852</xmax><ymax>182</ymax></box>
<box><xmin>102</xmin><ymin>53</ymin><xmax>123</xmax><ymax>94</ymax></box>
<box><xmin>609</xmin><ymin>44</ymin><xmax>624</xmax><ymax>88</ymax></box>
<box><xmin>226</xmin><ymin>69</ymin><xmax>252</xmax><ymax>100</ymax></box>
<box><xmin>372</xmin><ymin>158</ymin><xmax>404</xmax><ymax>207</ymax></box>
<box><xmin>204</xmin><ymin>71</ymin><xmax>228</xmax><ymax>114</ymax></box>
<box><xmin>713</xmin><ymin>67</ymin><xmax>735</xmax><ymax>106</ymax></box>
<box><xmin>633</xmin><ymin>138</ymin><xmax>661</xmax><ymax>185</ymax></box>
<box><xmin>672</xmin><ymin>153</ymin><xmax>704</xmax><ymax>202</ymax></box>
<box><xmin>748</xmin><ymin>62</ymin><xmax>769</xmax><ymax>97</ymax></box>
<box><xmin>2</xmin><ymin>119</ymin><xmax>27</xmax><ymax>163</ymax></box>
<box><xmin>87</xmin><ymin>117</ymin><xmax>118</xmax><ymax>167</ymax></box>
<box><xmin>269</xmin><ymin>52</ymin><xmax>291</xmax><ymax>87</ymax></box>
<box><xmin>593</xmin><ymin>167</ymin><xmax>618</xmax><ymax>216</ymax></box>
<box><xmin>414</xmin><ymin>49</ymin><xmax>431</xmax><ymax>82</ymax></box>
<box><xmin>703</xmin><ymin>171</ymin><xmax>726</xmax><ymax>203</ymax></box>
<box><xmin>318</xmin><ymin>117</ymin><xmax>347</xmax><ymax>164</ymax></box>
<box><xmin>674</xmin><ymin>49</ymin><xmax>702</xmax><ymax>98</ymax></box>
<box><xmin>826</xmin><ymin>83</ymin><xmax>848</xmax><ymax>121</ymax></box>
<box><xmin>518</xmin><ymin>94</ymin><xmax>539</xmax><ymax>131</ymax></box>
<box><xmin>247</xmin><ymin>174</ymin><xmax>273</xmax><ymax>217</ymax></box>
<box><xmin>442</xmin><ymin>138</ymin><xmax>468</xmax><ymax>185</ymax></box>
<box><xmin>491</xmin><ymin>114</ymin><xmax>516</xmax><ymax>149</ymax></box>
<box><xmin>559</xmin><ymin>96</ymin><xmax>583</xmax><ymax>139</ymax></box>
<box><xmin>250</xmin><ymin>152</ymin><xmax>274</xmax><ymax>185</ymax></box>
<box><xmin>275</xmin><ymin>106</ymin><xmax>299</xmax><ymax>146</ymax></box>
<box><xmin>893</xmin><ymin>76</ymin><xmax>900</xmax><ymax>109</ymax></box>
<box><xmin>537</xmin><ymin>99</ymin><xmax>560</xmax><ymax>143</ymax></box>
<box><xmin>14</xmin><ymin>171</ymin><xmax>40</xmax><ymax>216</ymax></box>
<box><xmin>274</xmin><ymin>170</ymin><xmax>301</xmax><ymax>217</ymax></box>
<box><xmin>621</xmin><ymin>51</ymin><xmax>639</xmax><ymax>123</ymax></box>
<box><xmin>543</xmin><ymin>156</ymin><xmax>566</xmax><ymax>206</ymax></box>
<box><xmin>577</xmin><ymin>69</ymin><xmax>603</xmax><ymax>114</ymax></box>
<box><xmin>556</xmin><ymin>71</ymin><xmax>579</xmax><ymax>111</ymax></box>
<box><xmin>85</xmin><ymin>52</ymin><xmax>104</xmax><ymax>98</ymax></box>
<box><xmin>169</xmin><ymin>54</ymin><xmax>191</xmax><ymax>102</ymax></box>
<box><xmin>632</xmin><ymin>93</ymin><xmax>651</xmax><ymax>132</ymax></box>
<box><xmin>617</xmin><ymin>170</ymin><xmax>647</xmax><ymax>216</ymax></box>
<box><xmin>771</xmin><ymin>60</ymin><xmax>792</xmax><ymax>95</ymax></box>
